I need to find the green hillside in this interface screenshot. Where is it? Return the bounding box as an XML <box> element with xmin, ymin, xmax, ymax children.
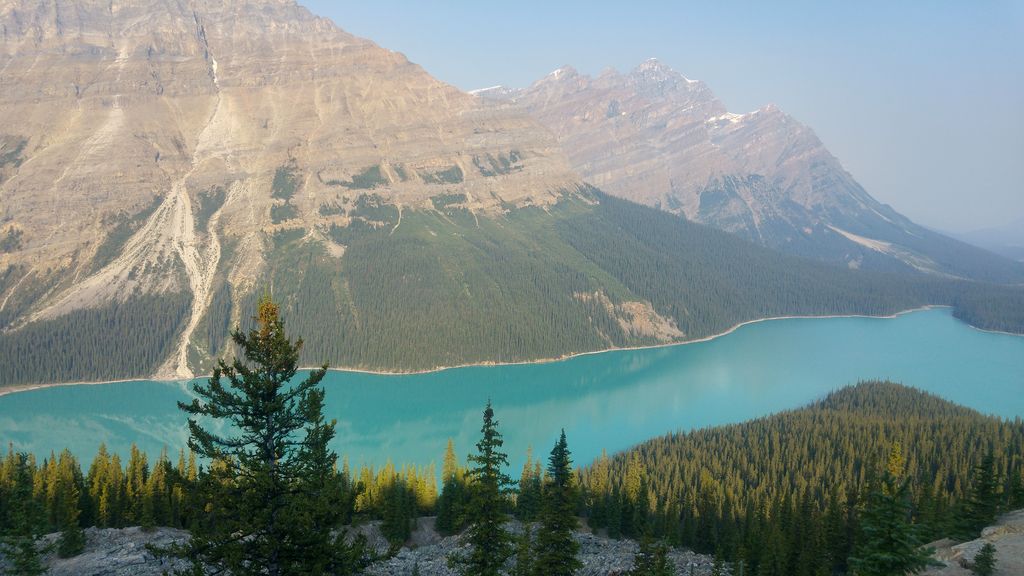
<box><xmin>240</xmin><ymin>188</ymin><xmax>1023</xmax><ymax>372</ymax></box>
<box><xmin>1</xmin><ymin>188</ymin><xmax>1022</xmax><ymax>386</ymax></box>
<box><xmin>580</xmin><ymin>381</ymin><xmax>1024</xmax><ymax>573</ymax></box>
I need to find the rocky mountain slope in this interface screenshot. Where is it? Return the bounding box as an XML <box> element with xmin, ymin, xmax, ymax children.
<box><xmin>0</xmin><ymin>0</ymin><xmax>577</xmax><ymax>380</ymax></box>
<box><xmin>1</xmin><ymin>1</ymin><xmax>1021</xmax><ymax>387</ymax></box>
<box><xmin>481</xmin><ymin>60</ymin><xmax>1024</xmax><ymax>282</ymax></box>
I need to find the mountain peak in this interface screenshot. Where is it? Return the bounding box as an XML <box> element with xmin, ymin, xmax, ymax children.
<box><xmin>547</xmin><ymin>65</ymin><xmax>579</xmax><ymax>80</ymax></box>
<box><xmin>636</xmin><ymin>57</ymin><xmax>669</xmax><ymax>71</ymax></box>
<box><xmin>631</xmin><ymin>58</ymin><xmax>695</xmax><ymax>84</ymax></box>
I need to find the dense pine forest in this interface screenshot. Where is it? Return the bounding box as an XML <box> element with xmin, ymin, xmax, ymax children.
<box><xmin>578</xmin><ymin>381</ymin><xmax>1024</xmax><ymax>575</ymax></box>
<box><xmin>2</xmin><ymin>188</ymin><xmax>1023</xmax><ymax>386</ymax></box>
<box><xmin>0</xmin><ymin>293</ymin><xmax>190</xmax><ymax>385</ymax></box>
<box><xmin>252</xmin><ymin>189</ymin><xmax>1024</xmax><ymax>374</ymax></box>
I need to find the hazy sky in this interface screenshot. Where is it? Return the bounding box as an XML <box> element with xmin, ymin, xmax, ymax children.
<box><xmin>302</xmin><ymin>1</ymin><xmax>1023</xmax><ymax>233</ymax></box>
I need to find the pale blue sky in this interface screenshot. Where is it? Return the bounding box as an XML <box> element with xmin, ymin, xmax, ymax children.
<box><xmin>301</xmin><ymin>1</ymin><xmax>1024</xmax><ymax>233</ymax></box>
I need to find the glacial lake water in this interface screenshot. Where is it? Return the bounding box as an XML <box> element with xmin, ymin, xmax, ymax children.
<box><xmin>1</xmin><ymin>307</ymin><xmax>1022</xmax><ymax>472</ymax></box>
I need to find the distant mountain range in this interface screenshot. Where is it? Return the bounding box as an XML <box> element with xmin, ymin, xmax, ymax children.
<box><xmin>475</xmin><ymin>60</ymin><xmax>1024</xmax><ymax>283</ymax></box>
<box><xmin>0</xmin><ymin>1</ymin><xmax>1021</xmax><ymax>386</ymax></box>
<box><xmin>944</xmin><ymin>218</ymin><xmax>1024</xmax><ymax>262</ymax></box>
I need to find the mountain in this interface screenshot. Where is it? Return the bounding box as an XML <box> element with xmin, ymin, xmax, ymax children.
<box><xmin>482</xmin><ymin>60</ymin><xmax>1024</xmax><ymax>283</ymax></box>
<box><xmin>0</xmin><ymin>2</ymin><xmax>1021</xmax><ymax>387</ymax></box>
<box><xmin>947</xmin><ymin>217</ymin><xmax>1024</xmax><ymax>262</ymax></box>
<box><xmin>0</xmin><ymin>0</ymin><xmax>577</xmax><ymax>381</ymax></box>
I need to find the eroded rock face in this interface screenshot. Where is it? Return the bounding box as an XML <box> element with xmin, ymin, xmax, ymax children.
<box><xmin>0</xmin><ymin>1</ymin><xmax>576</xmax><ymax>264</ymax></box>
<box><xmin>489</xmin><ymin>60</ymin><xmax>885</xmax><ymax>232</ymax></box>
<box><xmin>485</xmin><ymin>60</ymin><xmax>1024</xmax><ymax>280</ymax></box>
<box><xmin>0</xmin><ymin>0</ymin><xmax>581</xmax><ymax>378</ymax></box>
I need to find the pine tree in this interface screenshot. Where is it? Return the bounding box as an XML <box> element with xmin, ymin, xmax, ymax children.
<box><xmin>960</xmin><ymin>451</ymin><xmax>1001</xmax><ymax>539</ymax></box>
<box><xmin>381</xmin><ymin>479</ymin><xmax>413</xmax><ymax>547</ymax></box>
<box><xmin>650</xmin><ymin>543</ymin><xmax>673</xmax><ymax>576</ymax></box>
<box><xmin>588</xmin><ymin>449</ymin><xmax>611</xmax><ymax>528</ymax></box>
<box><xmin>516</xmin><ymin>447</ymin><xmax>542</xmax><ymax>522</ymax></box>
<box><xmin>97</xmin><ymin>453</ymin><xmax>123</xmax><ymax>528</ymax></box>
<box><xmin>0</xmin><ymin>452</ymin><xmax>47</xmax><ymax>576</ymax></box>
<box><xmin>436</xmin><ymin>439</ymin><xmax>468</xmax><ymax>536</ymax></box>
<box><xmin>1008</xmin><ymin>470</ymin><xmax>1024</xmax><ymax>509</ymax></box>
<box><xmin>532</xmin><ymin>430</ymin><xmax>582</xmax><ymax>576</ymax></box>
<box><xmin>848</xmin><ymin>444</ymin><xmax>933</xmax><ymax>576</ymax></box>
<box><xmin>513</xmin><ymin>524</ymin><xmax>534</xmax><ymax>576</ymax></box>
<box><xmin>172</xmin><ymin>295</ymin><xmax>363</xmax><ymax>575</ymax></box>
<box><xmin>633</xmin><ymin>475</ymin><xmax>651</xmax><ymax>539</ymax></box>
<box><xmin>606</xmin><ymin>486</ymin><xmax>623</xmax><ymax>540</ymax></box>
<box><xmin>54</xmin><ymin>450</ymin><xmax>84</xmax><ymax>558</ymax></box>
<box><xmin>710</xmin><ymin>552</ymin><xmax>727</xmax><ymax>576</ymax></box>
<box><xmin>629</xmin><ymin>536</ymin><xmax>672</xmax><ymax>576</ymax></box>
<box><xmin>124</xmin><ymin>443</ymin><xmax>148</xmax><ymax>525</ymax></box>
<box><xmin>971</xmin><ymin>542</ymin><xmax>997</xmax><ymax>576</ymax></box>
<box><xmin>449</xmin><ymin>401</ymin><xmax>515</xmax><ymax>576</ymax></box>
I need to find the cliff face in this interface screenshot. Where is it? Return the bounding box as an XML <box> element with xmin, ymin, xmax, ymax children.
<box><xmin>0</xmin><ymin>0</ymin><xmax>580</xmax><ymax>378</ymax></box>
<box><xmin>488</xmin><ymin>60</ymin><xmax>1024</xmax><ymax>281</ymax></box>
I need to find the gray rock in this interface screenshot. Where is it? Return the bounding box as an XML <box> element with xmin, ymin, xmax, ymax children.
<box><xmin>923</xmin><ymin>509</ymin><xmax>1024</xmax><ymax>576</ymax></box>
<box><xmin>26</xmin><ymin>526</ymin><xmax>190</xmax><ymax>576</ymax></box>
<box><xmin>0</xmin><ymin>520</ymin><xmax>716</xmax><ymax>575</ymax></box>
<box><xmin>364</xmin><ymin>520</ymin><xmax>716</xmax><ymax>576</ymax></box>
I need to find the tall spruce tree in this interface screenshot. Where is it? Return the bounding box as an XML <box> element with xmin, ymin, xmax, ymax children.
<box><xmin>450</xmin><ymin>401</ymin><xmax>515</xmax><ymax>576</ymax></box>
<box><xmin>532</xmin><ymin>430</ymin><xmax>582</xmax><ymax>576</ymax></box>
<box><xmin>436</xmin><ymin>439</ymin><xmax>468</xmax><ymax>535</ymax></box>
<box><xmin>848</xmin><ymin>444</ymin><xmax>933</xmax><ymax>576</ymax></box>
<box><xmin>54</xmin><ymin>449</ymin><xmax>84</xmax><ymax>558</ymax></box>
<box><xmin>960</xmin><ymin>451</ymin><xmax>1001</xmax><ymax>539</ymax></box>
<box><xmin>516</xmin><ymin>447</ymin><xmax>542</xmax><ymax>522</ymax></box>
<box><xmin>0</xmin><ymin>452</ymin><xmax>46</xmax><ymax>576</ymax></box>
<box><xmin>173</xmin><ymin>295</ymin><xmax>363</xmax><ymax>575</ymax></box>
<box><xmin>513</xmin><ymin>524</ymin><xmax>534</xmax><ymax>576</ymax></box>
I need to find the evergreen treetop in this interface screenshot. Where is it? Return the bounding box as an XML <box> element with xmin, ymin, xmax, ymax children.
<box><xmin>173</xmin><ymin>295</ymin><xmax>363</xmax><ymax>575</ymax></box>
<box><xmin>450</xmin><ymin>401</ymin><xmax>515</xmax><ymax>576</ymax></box>
<box><xmin>531</xmin><ymin>430</ymin><xmax>582</xmax><ymax>576</ymax></box>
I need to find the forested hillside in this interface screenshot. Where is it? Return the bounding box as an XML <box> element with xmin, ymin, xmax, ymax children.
<box><xmin>2</xmin><ymin>189</ymin><xmax>1023</xmax><ymax>386</ymax></box>
<box><xmin>579</xmin><ymin>381</ymin><xmax>1024</xmax><ymax>574</ymax></box>
<box><xmin>219</xmin><ymin>188</ymin><xmax>1024</xmax><ymax>373</ymax></box>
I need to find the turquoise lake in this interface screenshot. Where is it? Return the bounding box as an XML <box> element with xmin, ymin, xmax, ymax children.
<box><xmin>1</xmin><ymin>307</ymin><xmax>1022</xmax><ymax>472</ymax></box>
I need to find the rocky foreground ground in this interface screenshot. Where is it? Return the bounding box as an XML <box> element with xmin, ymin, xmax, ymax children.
<box><xmin>6</xmin><ymin>511</ymin><xmax>1023</xmax><ymax>575</ymax></box>
<box><xmin>360</xmin><ymin>518</ymin><xmax>715</xmax><ymax>576</ymax></box>
<box><xmin>5</xmin><ymin>517</ymin><xmax>715</xmax><ymax>576</ymax></box>
<box><xmin>922</xmin><ymin>509</ymin><xmax>1024</xmax><ymax>576</ymax></box>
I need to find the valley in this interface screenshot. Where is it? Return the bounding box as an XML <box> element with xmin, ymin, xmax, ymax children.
<box><xmin>0</xmin><ymin>2</ymin><xmax>1021</xmax><ymax>574</ymax></box>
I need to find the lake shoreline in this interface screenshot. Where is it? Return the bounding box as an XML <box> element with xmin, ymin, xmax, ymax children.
<box><xmin>0</xmin><ymin>304</ymin><xmax>1009</xmax><ymax>398</ymax></box>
